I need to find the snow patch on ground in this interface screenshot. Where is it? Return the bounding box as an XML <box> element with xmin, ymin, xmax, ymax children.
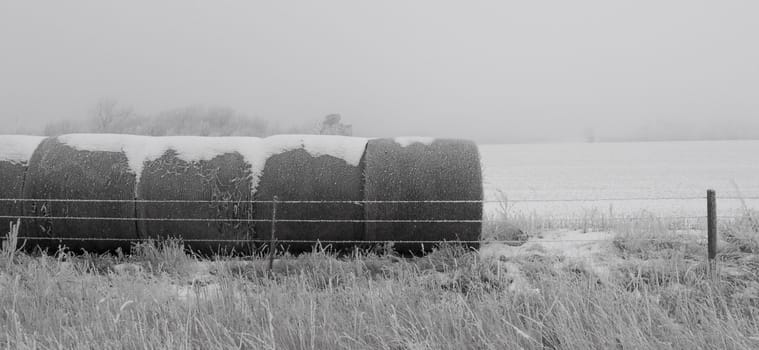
<box><xmin>0</xmin><ymin>135</ymin><xmax>46</xmax><ymax>164</ymax></box>
<box><xmin>172</xmin><ymin>283</ymin><xmax>226</xmax><ymax>302</ymax></box>
<box><xmin>394</xmin><ymin>137</ymin><xmax>435</xmax><ymax>147</ymax></box>
<box><xmin>529</xmin><ymin>230</ymin><xmax>614</xmax><ymax>259</ymax></box>
<box><xmin>481</xmin><ymin>230</ymin><xmax>619</xmax><ymax>281</ymax></box>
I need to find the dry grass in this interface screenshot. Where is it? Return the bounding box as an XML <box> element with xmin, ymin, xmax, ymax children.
<box><xmin>2</xmin><ymin>212</ymin><xmax>759</xmax><ymax>349</ymax></box>
<box><xmin>1</xmin><ymin>219</ymin><xmax>21</xmax><ymax>270</ymax></box>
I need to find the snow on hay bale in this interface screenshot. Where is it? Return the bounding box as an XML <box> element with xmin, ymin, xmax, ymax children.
<box><xmin>253</xmin><ymin>135</ymin><xmax>368</xmax><ymax>252</ymax></box>
<box><xmin>0</xmin><ymin>135</ymin><xmax>46</xmax><ymax>226</ymax></box>
<box><xmin>135</xmin><ymin>137</ymin><xmax>262</xmax><ymax>253</ymax></box>
<box><xmin>364</xmin><ymin>137</ymin><xmax>483</xmax><ymax>252</ymax></box>
<box><xmin>21</xmin><ymin>135</ymin><xmax>142</xmax><ymax>252</ymax></box>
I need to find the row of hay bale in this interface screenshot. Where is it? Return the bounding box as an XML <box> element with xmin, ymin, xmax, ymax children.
<box><xmin>0</xmin><ymin>134</ymin><xmax>482</xmax><ymax>254</ymax></box>
<box><xmin>0</xmin><ymin>135</ymin><xmax>47</xmax><ymax>228</ymax></box>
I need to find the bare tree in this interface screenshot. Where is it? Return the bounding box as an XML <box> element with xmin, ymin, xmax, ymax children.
<box><xmin>90</xmin><ymin>98</ymin><xmax>133</xmax><ymax>133</ymax></box>
<box><xmin>319</xmin><ymin>114</ymin><xmax>352</xmax><ymax>136</ymax></box>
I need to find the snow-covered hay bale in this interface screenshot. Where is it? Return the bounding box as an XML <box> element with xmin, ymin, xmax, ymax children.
<box><xmin>21</xmin><ymin>136</ymin><xmax>140</xmax><ymax>252</ymax></box>
<box><xmin>364</xmin><ymin>137</ymin><xmax>483</xmax><ymax>252</ymax></box>
<box><xmin>0</xmin><ymin>135</ymin><xmax>46</xmax><ymax>226</ymax></box>
<box><xmin>136</xmin><ymin>142</ymin><xmax>256</xmax><ymax>254</ymax></box>
<box><xmin>254</xmin><ymin>135</ymin><xmax>368</xmax><ymax>252</ymax></box>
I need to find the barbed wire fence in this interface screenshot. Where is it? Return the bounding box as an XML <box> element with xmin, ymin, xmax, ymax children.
<box><xmin>1</xmin><ymin>189</ymin><xmax>758</xmax><ymax>276</ymax></box>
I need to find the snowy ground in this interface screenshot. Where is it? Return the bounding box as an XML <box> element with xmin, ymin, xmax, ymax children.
<box><xmin>480</xmin><ymin>230</ymin><xmax>618</xmax><ymax>283</ymax></box>
<box><xmin>480</xmin><ymin>140</ymin><xmax>759</xmax><ymax>218</ymax></box>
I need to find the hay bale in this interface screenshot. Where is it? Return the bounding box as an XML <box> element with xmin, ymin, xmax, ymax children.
<box><xmin>254</xmin><ymin>135</ymin><xmax>367</xmax><ymax>252</ymax></box>
<box><xmin>364</xmin><ymin>138</ymin><xmax>483</xmax><ymax>252</ymax></box>
<box><xmin>21</xmin><ymin>136</ymin><xmax>139</xmax><ymax>252</ymax></box>
<box><xmin>0</xmin><ymin>135</ymin><xmax>46</xmax><ymax>227</ymax></box>
<box><xmin>136</xmin><ymin>146</ymin><xmax>256</xmax><ymax>254</ymax></box>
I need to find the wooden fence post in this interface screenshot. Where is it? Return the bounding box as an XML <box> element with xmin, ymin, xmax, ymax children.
<box><xmin>707</xmin><ymin>189</ymin><xmax>717</xmax><ymax>278</ymax></box>
<box><xmin>268</xmin><ymin>196</ymin><xmax>278</xmax><ymax>272</ymax></box>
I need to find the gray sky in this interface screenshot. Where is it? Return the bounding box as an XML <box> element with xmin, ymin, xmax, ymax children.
<box><xmin>1</xmin><ymin>0</ymin><xmax>757</xmax><ymax>142</ymax></box>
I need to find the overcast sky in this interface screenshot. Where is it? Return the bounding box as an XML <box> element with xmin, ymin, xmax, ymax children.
<box><xmin>1</xmin><ymin>1</ymin><xmax>757</xmax><ymax>142</ymax></box>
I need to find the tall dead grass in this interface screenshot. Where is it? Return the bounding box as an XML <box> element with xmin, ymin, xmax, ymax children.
<box><xmin>1</xmin><ymin>219</ymin><xmax>21</xmax><ymax>270</ymax></box>
<box><xmin>2</xmin><ymin>200</ymin><xmax>759</xmax><ymax>349</ymax></box>
<box><xmin>1</xmin><ymin>229</ymin><xmax>758</xmax><ymax>349</ymax></box>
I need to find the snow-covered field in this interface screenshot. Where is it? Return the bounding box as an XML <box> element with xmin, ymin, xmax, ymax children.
<box><xmin>480</xmin><ymin>140</ymin><xmax>759</xmax><ymax>218</ymax></box>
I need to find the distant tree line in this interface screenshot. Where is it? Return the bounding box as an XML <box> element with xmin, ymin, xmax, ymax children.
<box><xmin>43</xmin><ymin>98</ymin><xmax>353</xmax><ymax>137</ymax></box>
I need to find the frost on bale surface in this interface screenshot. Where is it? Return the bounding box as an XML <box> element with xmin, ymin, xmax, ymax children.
<box><xmin>364</xmin><ymin>138</ymin><xmax>483</xmax><ymax>252</ymax></box>
<box><xmin>21</xmin><ymin>137</ymin><xmax>138</xmax><ymax>252</ymax></box>
<box><xmin>56</xmin><ymin>134</ymin><xmax>365</xmax><ymax>193</ymax></box>
<box><xmin>137</xmin><ymin>149</ymin><xmax>255</xmax><ymax>253</ymax></box>
<box><xmin>0</xmin><ymin>135</ymin><xmax>46</xmax><ymax>224</ymax></box>
<box><xmin>57</xmin><ymin>134</ymin><xmax>264</xmax><ymax>188</ymax></box>
<box><xmin>393</xmin><ymin>136</ymin><xmax>436</xmax><ymax>147</ymax></box>
<box><xmin>254</xmin><ymin>135</ymin><xmax>368</xmax><ymax>252</ymax></box>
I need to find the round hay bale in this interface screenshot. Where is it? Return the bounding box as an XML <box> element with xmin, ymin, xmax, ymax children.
<box><xmin>254</xmin><ymin>135</ymin><xmax>367</xmax><ymax>252</ymax></box>
<box><xmin>136</xmin><ymin>147</ymin><xmax>255</xmax><ymax>254</ymax></box>
<box><xmin>21</xmin><ymin>136</ymin><xmax>139</xmax><ymax>252</ymax></box>
<box><xmin>364</xmin><ymin>138</ymin><xmax>483</xmax><ymax>252</ymax></box>
<box><xmin>0</xmin><ymin>135</ymin><xmax>46</xmax><ymax>228</ymax></box>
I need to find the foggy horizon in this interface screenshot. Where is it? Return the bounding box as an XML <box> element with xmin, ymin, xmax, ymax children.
<box><xmin>2</xmin><ymin>1</ymin><xmax>758</xmax><ymax>143</ymax></box>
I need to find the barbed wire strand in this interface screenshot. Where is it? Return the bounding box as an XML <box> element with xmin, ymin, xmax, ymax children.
<box><xmin>9</xmin><ymin>237</ymin><xmax>706</xmax><ymax>244</ymax></box>
<box><xmin>4</xmin><ymin>196</ymin><xmax>756</xmax><ymax>204</ymax></box>
<box><xmin>0</xmin><ymin>215</ymin><xmax>717</xmax><ymax>223</ymax></box>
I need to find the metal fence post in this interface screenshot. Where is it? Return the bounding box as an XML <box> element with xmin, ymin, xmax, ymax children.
<box><xmin>707</xmin><ymin>189</ymin><xmax>717</xmax><ymax>278</ymax></box>
<box><xmin>268</xmin><ymin>195</ymin><xmax>278</xmax><ymax>272</ymax></box>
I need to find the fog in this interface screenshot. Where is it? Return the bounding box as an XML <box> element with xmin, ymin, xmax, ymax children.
<box><xmin>1</xmin><ymin>1</ymin><xmax>757</xmax><ymax>143</ymax></box>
